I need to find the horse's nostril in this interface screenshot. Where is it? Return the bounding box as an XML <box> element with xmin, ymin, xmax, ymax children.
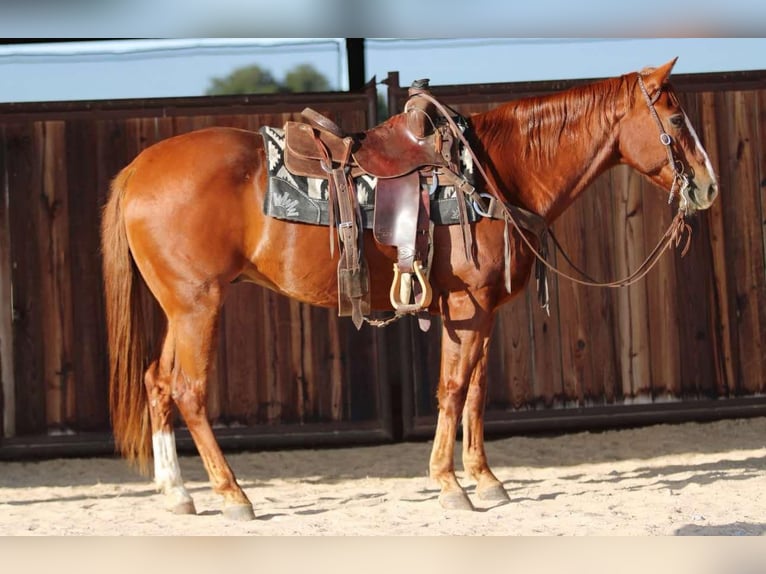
<box><xmin>708</xmin><ymin>184</ymin><xmax>718</xmax><ymax>201</ymax></box>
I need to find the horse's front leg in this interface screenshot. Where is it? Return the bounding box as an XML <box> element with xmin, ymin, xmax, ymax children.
<box><xmin>461</xmin><ymin>353</ymin><xmax>511</xmax><ymax>503</ymax></box>
<box><xmin>430</xmin><ymin>290</ymin><xmax>496</xmax><ymax>511</ymax></box>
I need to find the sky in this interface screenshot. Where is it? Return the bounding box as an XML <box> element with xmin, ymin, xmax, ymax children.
<box><xmin>2</xmin><ymin>38</ymin><xmax>766</xmax><ymax>104</ymax></box>
<box><xmin>1</xmin><ymin>0</ymin><xmax>765</xmax><ymax>37</ymax></box>
<box><xmin>1</xmin><ymin>0</ymin><xmax>765</xmax><ymax>103</ymax></box>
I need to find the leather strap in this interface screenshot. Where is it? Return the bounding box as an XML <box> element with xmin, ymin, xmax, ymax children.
<box><xmin>301</xmin><ymin>107</ymin><xmax>344</xmax><ymax>138</ymax></box>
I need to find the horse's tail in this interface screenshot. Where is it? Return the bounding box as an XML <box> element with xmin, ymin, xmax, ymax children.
<box><xmin>101</xmin><ymin>166</ymin><xmax>152</xmax><ymax>473</ymax></box>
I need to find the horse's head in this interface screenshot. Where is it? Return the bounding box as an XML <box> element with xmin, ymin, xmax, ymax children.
<box><xmin>618</xmin><ymin>58</ymin><xmax>718</xmax><ymax>214</ymax></box>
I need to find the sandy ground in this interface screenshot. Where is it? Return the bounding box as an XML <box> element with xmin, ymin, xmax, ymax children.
<box><xmin>1</xmin><ymin>417</ymin><xmax>766</xmax><ymax>536</ymax></box>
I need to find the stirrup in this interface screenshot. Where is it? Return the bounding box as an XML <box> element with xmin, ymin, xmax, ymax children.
<box><xmin>389</xmin><ymin>260</ymin><xmax>433</xmax><ymax>313</ymax></box>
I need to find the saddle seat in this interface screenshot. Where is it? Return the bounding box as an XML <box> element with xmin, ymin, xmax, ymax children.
<box><xmin>284</xmin><ymin>107</ymin><xmax>451</xmax><ymax>180</ymax></box>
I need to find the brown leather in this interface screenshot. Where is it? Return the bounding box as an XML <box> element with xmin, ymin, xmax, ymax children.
<box><xmin>352</xmin><ymin>113</ymin><xmax>448</xmax><ymax>178</ymax></box>
<box><xmin>301</xmin><ymin>107</ymin><xmax>344</xmax><ymax>137</ymax></box>
<box><xmin>373</xmin><ymin>171</ymin><xmax>421</xmax><ymax>261</ymax></box>
<box><xmin>284</xmin><ymin>122</ymin><xmax>356</xmax><ymax>178</ymax></box>
<box><xmin>284</xmin><ymin>112</ymin><xmax>449</xmax><ymax>180</ymax></box>
<box><xmin>282</xmin><ymin>91</ymin><xmax>457</xmax><ymax>324</ymax></box>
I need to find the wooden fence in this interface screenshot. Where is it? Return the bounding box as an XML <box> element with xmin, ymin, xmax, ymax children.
<box><xmin>0</xmin><ymin>87</ymin><xmax>397</xmax><ymax>456</ymax></box>
<box><xmin>2</xmin><ymin>69</ymin><xmax>766</xmax><ymax>458</ymax></box>
<box><xmin>387</xmin><ymin>70</ymin><xmax>766</xmax><ymax>437</ymax></box>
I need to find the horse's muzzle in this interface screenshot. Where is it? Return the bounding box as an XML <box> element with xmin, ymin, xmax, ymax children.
<box><xmin>689</xmin><ymin>180</ymin><xmax>719</xmax><ymax>211</ymax></box>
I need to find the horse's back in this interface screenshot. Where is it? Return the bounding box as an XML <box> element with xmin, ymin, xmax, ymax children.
<box><xmin>128</xmin><ymin>126</ymin><xmax>262</xmax><ymax>180</ymax></box>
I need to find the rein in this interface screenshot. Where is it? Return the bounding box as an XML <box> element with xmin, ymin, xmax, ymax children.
<box><xmin>407</xmin><ymin>78</ymin><xmax>694</xmax><ymax>303</ymax></box>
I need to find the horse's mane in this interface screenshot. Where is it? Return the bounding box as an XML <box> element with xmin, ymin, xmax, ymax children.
<box><xmin>474</xmin><ymin>75</ymin><xmax>631</xmax><ymax>165</ymax></box>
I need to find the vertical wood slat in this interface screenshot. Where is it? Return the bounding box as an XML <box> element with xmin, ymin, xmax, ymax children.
<box><xmin>720</xmin><ymin>90</ymin><xmax>766</xmax><ymax>394</ymax></box>
<box><xmin>221</xmin><ymin>283</ymin><xmax>261</xmax><ymax>424</ymax></box>
<box><xmin>66</xmin><ymin>119</ymin><xmax>109</xmax><ymax>430</ymax></box>
<box><xmin>641</xmin><ymin>174</ymin><xmax>682</xmax><ymax>399</ymax></box>
<box><xmin>529</xmin><ymin>257</ymin><xmax>564</xmax><ymax>408</ymax></box>
<box><xmin>0</xmin><ymin>126</ymin><xmax>14</xmax><ymax>437</ymax></box>
<box><xmin>756</xmin><ymin>89</ymin><xmax>766</xmax><ymax>395</ymax></box>
<box><xmin>491</xmin><ymin>294</ymin><xmax>532</xmax><ymax>410</ymax></box>
<box><xmin>670</xmin><ymin>94</ymin><xmax>718</xmax><ymax>399</ymax></box>
<box><xmin>583</xmin><ymin>173</ymin><xmax>620</xmax><ymax>403</ymax></box>
<box><xmin>612</xmin><ymin>166</ymin><xmax>651</xmax><ymax>399</ymax></box>
<box><xmin>553</xmin><ymin>195</ymin><xmax>591</xmax><ymax>405</ymax></box>
<box><xmin>701</xmin><ymin>92</ymin><xmax>734</xmax><ymax>397</ymax></box>
<box><xmin>552</xmin><ymin>172</ymin><xmax>620</xmax><ymax>405</ymax></box>
<box><xmin>6</xmin><ymin>123</ymin><xmax>47</xmax><ymax>434</ymax></box>
<box><xmin>38</xmin><ymin>121</ymin><xmax>75</xmax><ymax>430</ymax></box>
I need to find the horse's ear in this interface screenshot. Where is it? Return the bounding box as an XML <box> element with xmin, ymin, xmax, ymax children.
<box><xmin>641</xmin><ymin>57</ymin><xmax>678</xmax><ymax>94</ymax></box>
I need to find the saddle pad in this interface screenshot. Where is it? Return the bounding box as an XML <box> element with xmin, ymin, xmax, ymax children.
<box><xmin>259</xmin><ymin>126</ymin><xmax>481</xmax><ymax>229</ymax></box>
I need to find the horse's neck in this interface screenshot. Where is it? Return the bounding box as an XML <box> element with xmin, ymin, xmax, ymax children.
<box><xmin>472</xmin><ymin>80</ymin><xmax>624</xmax><ymax>222</ymax></box>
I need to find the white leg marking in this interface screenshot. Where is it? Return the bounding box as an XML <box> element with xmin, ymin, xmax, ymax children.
<box><xmin>152</xmin><ymin>431</ymin><xmax>193</xmax><ymax>508</ymax></box>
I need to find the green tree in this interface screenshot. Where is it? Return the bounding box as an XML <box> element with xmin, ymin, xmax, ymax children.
<box><xmin>283</xmin><ymin>64</ymin><xmax>331</xmax><ymax>93</ymax></box>
<box><xmin>206</xmin><ymin>64</ymin><xmax>280</xmax><ymax>95</ymax></box>
<box><xmin>206</xmin><ymin>63</ymin><xmax>332</xmax><ymax>96</ymax></box>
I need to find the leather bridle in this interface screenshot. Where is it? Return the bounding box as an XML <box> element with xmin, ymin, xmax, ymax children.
<box><xmin>636</xmin><ymin>74</ymin><xmax>693</xmax><ymax>212</ymax></box>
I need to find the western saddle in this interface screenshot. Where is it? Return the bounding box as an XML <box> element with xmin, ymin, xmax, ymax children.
<box><xmin>282</xmin><ymin>80</ymin><xmax>497</xmax><ymax>329</ymax></box>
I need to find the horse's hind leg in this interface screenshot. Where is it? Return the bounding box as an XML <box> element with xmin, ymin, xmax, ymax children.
<box><xmin>169</xmin><ymin>288</ymin><xmax>255</xmax><ymax>521</ymax></box>
<box><xmin>144</xmin><ymin>330</ymin><xmax>196</xmax><ymax>515</ymax></box>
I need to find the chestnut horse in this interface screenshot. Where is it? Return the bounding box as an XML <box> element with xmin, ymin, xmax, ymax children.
<box><xmin>101</xmin><ymin>59</ymin><xmax>718</xmax><ymax>520</ymax></box>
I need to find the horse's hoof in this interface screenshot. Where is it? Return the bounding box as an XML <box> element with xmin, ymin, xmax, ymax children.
<box><xmin>439</xmin><ymin>491</ymin><xmax>475</xmax><ymax>511</ymax></box>
<box><xmin>169</xmin><ymin>500</ymin><xmax>197</xmax><ymax>515</ymax></box>
<box><xmin>478</xmin><ymin>483</ymin><xmax>510</xmax><ymax>502</ymax></box>
<box><xmin>223</xmin><ymin>503</ymin><xmax>256</xmax><ymax>521</ymax></box>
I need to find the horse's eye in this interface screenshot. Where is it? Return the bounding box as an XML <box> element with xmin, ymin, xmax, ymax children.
<box><xmin>669</xmin><ymin>115</ymin><xmax>684</xmax><ymax>129</ymax></box>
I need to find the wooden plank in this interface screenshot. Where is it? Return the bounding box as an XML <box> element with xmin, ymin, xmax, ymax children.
<box><xmin>582</xmin><ymin>173</ymin><xmax>620</xmax><ymax>403</ymax></box>
<box><xmin>612</xmin><ymin>165</ymin><xmax>651</xmax><ymax>399</ymax></box>
<box><xmin>709</xmin><ymin>90</ymin><xmax>743</xmax><ymax>396</ymax></box>
<box><xmin>65</xmin><ymin>119</ymin><xmax>109</xmax><ymax>430</ymax></box>
<box><xmin>529</xmin><ymin>258</ymin><xmax>564</xmax><ymax>408</ymax></box>
<box><xmin>674</xmin><ymin>215</ymin><xmax>718</xmax><ymax>398</ymax></box>
<box><xmin>308</xmin><ymin>306</ymin><xmax>332</xmax><ymax>422</ymax></box>
<box><xmin>6</xmin><ymin>122</ymin><xmax>47</xmax><ymax>434</ymax></box>
<box><xmin>718</xmin><ymin>90</ymin><xmax>766</xmax><ymax>395</ymax></box>
<box><xmin>641</xmin><ymin>173</ymin><xmax>682</xmax><ymax>399</ymax></box>
<box><xmin>402</xmin><ymin>317</ymin><xmax>440</xmax><ymax>420</ymax></box>
<box><xmin>221</xmin><ymin>283</ymin><xmax>262</xmax><ymax>424</ymax></box>
<box><xmin>756</xmin><ymin>89</ymin><xmax>766</xmax><ymax>394</ymax></box>
<box><xmin>491</xmin><ymin>294</ymin><xmax>533</xmax><ymax>410</ymax></box>
<box><xmin>486</xmin><ymin>312</ymin><xmax>506</xmax><ymax>409</ymax></box>
<box><xmin>552</xmin><ymin>191</ymin><xmax>594</xmax><ymax>405</ymax></box>
<box><xmin>37</xmin><ymin>121</ymin><xmax>75</xmax><ymax>430</ymax></box>
<box><xmin>697</xmin><ymin>91</ymin><xmax>732</xmax><ymax>397</ymax></box>
<box><xmin>553</xmin><ymin>171</ymin><xmax>620</xmax><ymax>405</ymax></box>
<box><xmin>292</xmin><ymin>301</ymin><xmax>311</xmax><ymax>422</ymax></box>
<box><xmin>264</xmin><ymin>292</ymin><xmax>286</xmax><ymax>423</ymax></box>
<box><xmin>328</xmin><ymin>312</ymin><xmax>344</xmax><ymax>422</ymax></box>
<box><xmin>269</xmin><ymin>295</ymin><xmax>293</xmax><ymax>423</ymax></box>
<box><xmin>0</xmin><ymin>126</ymin><xmax>14</xmax><ymax>437</ymax></box>
<box><xmin>673</xmin><ymin>92</ymin><xmax>718</xmax><ymax>400</ymax></box>
<box><xmin>344</xmin><ymin>321</ymin><xmax>381</xmax><ymax>422</ymax></box>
